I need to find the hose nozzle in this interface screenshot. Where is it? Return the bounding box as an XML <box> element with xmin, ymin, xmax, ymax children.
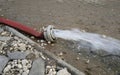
<box><xmin>43</xmin><ymin>25</ymin><xmax>56</xmax><ymax>42</ymax></box>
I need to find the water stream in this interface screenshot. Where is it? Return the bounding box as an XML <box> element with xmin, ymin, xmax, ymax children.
<box><xmin>53</xmin><ymin>29</ymin><xmax>120</xmax><ymax>54</ymax></box>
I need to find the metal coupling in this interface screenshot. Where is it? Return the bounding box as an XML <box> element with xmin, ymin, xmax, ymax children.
<box><xmin>43</xmin><ymin>25</ymin><xmax>56</xmax><ymax>42</ymax></box>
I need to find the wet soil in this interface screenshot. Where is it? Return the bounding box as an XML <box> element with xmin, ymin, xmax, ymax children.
<box><xmin>0</xmin><ymin>0</ymin><xmax>120</xmax><ymax>75</ymax></box>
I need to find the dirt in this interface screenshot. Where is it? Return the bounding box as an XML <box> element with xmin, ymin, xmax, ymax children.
<box><xmin>0</xmin><ymin>0</ymin><xmax>120</xmax><ymax>75</ymax></box>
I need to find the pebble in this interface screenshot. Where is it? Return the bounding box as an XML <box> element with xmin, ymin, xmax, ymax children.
<box><xmin>22</xmin><ymin>71</ymin><xmax>28</xmax><ymax>75</ymax></box>
<box><xmin>22</xmin><ymin>59</ymin><xmax>28</xmax><ymax>66</ymax></box>
<box><xmin>47</xmin><ymin>68</ymin><xmax>56</xmax><ymax>75</ymax></box>
<box><xmin>48</xmin><ymin>41</ymin><xmax>51</xmax><ymax>44</ymax></box>
<box><xmin>17</xmin><ymin>64</ymin><xmax>22</xmax><ymax>69</ymax></box>
<box><xmin>26</xmin><ymin>70</ymin><xmax>30</xmax><ymax>74</ymax></box>
<box><xmin>23</xmin><ymin>66</ymin><xmax>28</xmax><ymax>71</ymax></box>
<box><xmin>86</xmin><ymin>60</ymin><xmax>90</xmax><ymax>64</ymax></box>
<box><xmin>30</xmin><ymin>36</ymin><xmax>35</xmax><ymax>39</ymax></box>
<box><xmin>37</xmin><ymin>40</ymin><xmax>40</xmax><ymax>43</ymax></box>
<box><xmin>0</xmin><ymin>9</ymin><xmax>2</xmax><ymax>11</ymax></box>
<box><xmin>1</xmin><ymin>31</ymin><xmax>7</xmax><ymax>36</ymax></box>
<box><xmin>59</xmin><ymin>52</ymin><xmax>63</xmax><ymax>56</ymax></box>
<box><xmin>18</xmin><ymin>43</ymin><xmax>26</xmax><ymax>51</ymax></box>
<box><xmin>102</xmin><ymin>35</ymin><xmax>106</xmax><ymax>38</ymax></box>
<box><xmin>3</xmin><ymin>65</ymin><xmax>11</xmax><ymax>72</ymax></box>
<box><xmin>39</xmin><ymin>52</ymin><xmax>46</xmax><ymax>60</ymax></box>
<box><xmin>41</xmin><ymin>43</ymin><xmax>44</xmax><ymax>47</ymax></box>
<box><xmin>27</xmin><ymin>63</ymin><xmax>32</xmax><ymax>68</ymax></box>
<box><xmin>51</xmin><ymin>44</ymin><xmax>54</xmax><ymax>46</ymax></box>
<box><xmin>1</xmin><ymin>14</ymin><xmax>4</xmax><ymax>17</ymax></box>
<box><xmin>44</xmin><ymin>43</ymin><xmax>47</xmax><ymax>46</ymax></box>
<box><xmin>40</xmin><ymin>40</ymin><xmax>44</xmax><ymax>43</ymax></box>
<box><xmin>76</xmin><ymin>57</ymin><xmax>80</xmax><ymax>60</ymax></box>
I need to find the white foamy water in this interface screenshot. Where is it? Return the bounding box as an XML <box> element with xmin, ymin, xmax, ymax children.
<box><xmin>53</xmin><ymin>29</ymin><xmax>120</xmax><ymax>54</ymax></box>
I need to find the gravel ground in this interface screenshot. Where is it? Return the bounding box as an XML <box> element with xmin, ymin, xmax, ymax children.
<box><xmin>0</xmin><ymin>0</ymin><xmax>120</xmax><ymax>75</ymax></box>
<box><xmin>0</xmin><ymin>25</ymin><xmax>73</xmax><ymax>75</ymax></box>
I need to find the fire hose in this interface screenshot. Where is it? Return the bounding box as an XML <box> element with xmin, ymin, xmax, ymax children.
<box><xmin>0</xmin><ymin>18</ymin><xmax>56</xmax><ymax>42</ymax></box>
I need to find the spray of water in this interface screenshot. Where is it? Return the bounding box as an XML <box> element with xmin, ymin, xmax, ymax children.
<box><xmin>53</xmin><ymin>29</ymin><xmax>120</xmax><ymax>54</ymax></box>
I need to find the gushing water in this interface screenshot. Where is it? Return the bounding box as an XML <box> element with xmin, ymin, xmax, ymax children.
<box><xmin>53</xmin><ymin>29</ymin><xmax>120</xmax><ymax>54</ymax></box>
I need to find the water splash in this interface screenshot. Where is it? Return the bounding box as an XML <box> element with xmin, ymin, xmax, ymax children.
<box><xmin>53</xmin><ymin>29</ymin><xmax>120</xmax><ymax>54</ymax></box>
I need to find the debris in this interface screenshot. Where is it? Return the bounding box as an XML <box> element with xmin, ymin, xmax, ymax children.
<box><xmin>39</xmin><ymin>52</ymin><xmax>46</xmax><ymax>60</ymax></box>
<box><xmin>46</xmin><ymin>65</ymin><xmax>56</xmax><ymax>75</ymax></box>
<box><xmin>58</xmin><ymin>52</ymin><xmax>63</xmax><ymax>56</ymax></box>
<box><xmin>29</xmin><ymin>58</ymin><xmax>45</xmax><ymax>75</ymax></box>
<box><xmin>0</xmin><ymin>56</ymin><xmax>9</xmax><ymax>74</ymax></box>
<box><xmin>76</xmin><ymin>57</ymin><xmax>80</xmax><ymax>60</ymax></box>
<box><xmin>7</xmin><ymin>51</ymin><xmax>28</xmax><ymax>59</ymax></box>
<box><xmin>86</xmin><ymin>59</ymin><xmax>90</xmax><ymax>64</ymax></box>
<box><xmin>57</xmin><ymin>68</ymin><xmax>71</xmax><ymax>75</ymax></box>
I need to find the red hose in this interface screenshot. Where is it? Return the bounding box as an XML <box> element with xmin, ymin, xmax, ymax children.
<box><xmin>0</xmin><ymin>18</ymin><xmax>44</xmax><ymax>38</ymax></box>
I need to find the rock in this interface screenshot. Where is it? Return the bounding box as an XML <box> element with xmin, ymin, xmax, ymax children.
<box><xmin>85</xmin><ymin>60</ymin><xmax>90</xmax><ymax>64</ymax></box>
<box><xmin>51</xmin><ymin>44</ymin><xmax>54</xmax><ymax>46</ymax></box>
<box><xmin>18</xmin><ymin>43</ymin><xmax>26</xmax><ymax>51</ymax></box>
<box><xmin>26</xmin><ymin>53</ymin><xmax>36</xmax><ymax>60</ymax></box>
<box><xmin>0</xmin><ymin>56</ymin><xmax>9</xmax><ymax>74</ymax></box>
<box><xmin>46</xmin><ymin>65</ymin><xmax>56</xmax><ymax>75</ymax></box>
<box><xmin>30</xmin><ymin>36</ymin><xmax>35</xmax><ymax>39</ymax></box>
<box><xmin>57</xmin><ymin>68</ymin><xmax>71</xmax><ymax>75</ymax></box>
<box><xmin>29</xmin><ymin>58</ymin><xmax>45</xmax><ymax>75</ymax></box>
<box><xmin>7</xmin><ymin>51</ymin><xmax>28</xmax><ymax>59</ymax></box>
<box><xmin>26</xmin><ymin>70</ymin><xmax>30</xmax><ymax>74</ymax></box>
<box><xmin>0</xmin><ymin>37</ymin><xmax>11</xmax><ymax>41</ymax></box>
<box><xmin>23</xmin><ymin>66</ymin><xmax>28</xmax><ymax>71</ymax></box>
<box><xmin>76</xmin><ymin>57</ymin><xmax>80</xmax><ymax>60</ymax></box>
<box><xmin>43</xmin><ymin>43</ymin><xmax>47</xmax><ymax>46</ymax></box>
<box><xmin>58</xmin><ymin>52</ymin><xmax>63</xmax><ymax>56</ymax></box>
<box><xmin>0</xmin><ymin>14</ymin><xmax>4</xmax><ymax>17</ymax></box>
<box><xmin>40</xmin><ymin>43</ymin><xmax>44</xmax><ymax>47</ymax></box>
<box><xmin>17</xmin><ymin>64</ymin><xmax>22</xmax><ymax>69</ymax></box>
<box><xmin>40</xmin><ymin>40</ymin><xmax>44</xmax><ymax>43</ymax></box>
<box><xmin>3</xmin><ymin>65</ymin><xmax>11</xmax><ymax>73</ymax></box>
<box><xmin>22</xmin><ymin>71</ymin><xmax>28</xmax><ymax>75</ymax></box>
<box><xmin>0</xmin><ymin>8</ymin><xmax>2</xmax><ymax>11</ymax></box>
<box><xmin>47</xmin><ymin>68</ymin><xmax>56</xmax><ymax>75</ymax></box>
<box><xmin>1</xmin><ymin>31</ymin><xmax>7</xmax><ymax>36</ymax></box>
<box><xmin>22</xmin><ymin>59</ymin><xmax>29</xmax><ymax>66</ymax></box>
<box><xmin>0</xmin><ymin>28</ymin><xmax>3</xmax><ymax>32</ymax></box>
